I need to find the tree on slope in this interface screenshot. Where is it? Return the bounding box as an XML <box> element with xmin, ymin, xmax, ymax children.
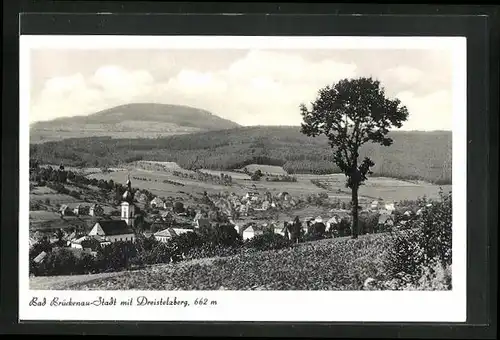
<box><xmin>300</xmin><ymin>77</ymin><xmax>409</xmax><ymax>238</ymax></box>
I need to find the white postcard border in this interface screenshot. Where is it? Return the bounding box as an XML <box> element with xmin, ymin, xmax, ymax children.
<box><xmin>19</xmin><ymin>35</ymin><xmax>467</xmax><ymax>322</ymax></box>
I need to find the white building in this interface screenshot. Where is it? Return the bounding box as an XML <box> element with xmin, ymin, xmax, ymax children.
<box><xmin>242</xmin><ymin>225</ymin><xmax>264</xmax><ymax>240</ymax></box>
<box><xmin>273</xmin><ymin>225</ymin><xmax>286</xmax><ymax>237</ymax></box>
<box><xmin>150</xmin><ymin>196</ymin><xmax>165</xmax><ymax>209</ymax></box>
<box><xmin>326</xmin><ymin>215</ymin><xmax>342</xmax><ymax>232</ymax></box>
<box><xmin>154</xmin><ymin>228</ymin><xmax>193</xmax><ymax>243</ymax></box>
<box><xmin>88</xmin><ymin>220</ymin><xmax>136</xmax><ymax>243</ymax></box>
<box><xmin>193</xmin><ymin>218</ymin><xmax>211</xmax><ymax>229</ymax></box>
<box><xmin>384</xmin><ymin>203</ymin><xmax>395</xmax><ymax>212</ymax></box>
<box><xmin>73</xmin><ymin>204</ymin><xmax>89</xmax><ymax>216</ymax></box>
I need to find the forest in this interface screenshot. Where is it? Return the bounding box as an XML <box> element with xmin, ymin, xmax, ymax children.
<box><xmin>29</xmin><ymin>126</ymin><xmax>452</xmax><ymax>184</ymax></box>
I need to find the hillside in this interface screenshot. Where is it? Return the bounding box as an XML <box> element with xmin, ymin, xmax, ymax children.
<box><xmin>29</xmin><ymin>103</ymin><xmax>241</xmax><ymax>143</ymax></box>
<box><xmin>30</xmin><ymin>234</ymin><xmax>392</xmax><ymax>290</ymax></box>
<box><xmin>29</xmin><ymin>126</ymin><xmax>452</xmax><ymax>184</ymax></box>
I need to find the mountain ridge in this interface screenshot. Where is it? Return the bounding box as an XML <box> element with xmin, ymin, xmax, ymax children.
<box><xmin>30</xmin><ymin>103</ymin><xmax>241</xmax><ymax>143</ymax></box>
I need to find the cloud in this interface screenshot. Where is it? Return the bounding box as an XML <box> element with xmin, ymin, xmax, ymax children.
<box><xmin>173</xmin><ymin>50</ymin><xmax>359</xmax><ymax>125</ymax></box>
<box><xmin>383</xmin><ymin>66</ymin><xmax>424</xmax><ymax>86</ymax></box>
<box><xmin>29</xmin><ymin>49</ymin><xmax>452</xmax><ymax>130</ymax></box>
<box><xmin>396</xmin><ymin>90</ymin><xmax>451</xmax><ymax>131</ymax></box>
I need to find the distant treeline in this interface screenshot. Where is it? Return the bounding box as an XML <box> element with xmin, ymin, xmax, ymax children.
<box><xmin>172</xmin><ymin>170</ymin><xmax>233</xmax><ymax>186</ymax></box>
<box><xmin>29</xmin><ymin>127</ymin><xmax>452</xmax><ymax>184</ymax></box>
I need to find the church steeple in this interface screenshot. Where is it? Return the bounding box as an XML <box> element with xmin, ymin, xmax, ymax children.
<box><xmin>126</xmin><ymin>174</ymin><xmax>132</xmax><ymax>191</ymax></box>
<box><xmin>122</xmin><ymin>174</ymin><xmax>134</xmax><ymax>203</ymax></box>
<box><xmin>121</xmin><ymin>174</ymin><xmax>135</xmax><ymax>226</ymax></box>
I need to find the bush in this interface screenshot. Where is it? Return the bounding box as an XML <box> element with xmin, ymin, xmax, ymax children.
<box><xmin>173</xmin><ymin>201</ymin><xmax>185</xmax><ymax>213</ymax></box>
<box><xmin>359</xmin><ymin>213</ymin><xmax>379</xmax><ymax>235</ymax></box>
<box><xmin>38</xmin><ymin>248</ymin><xmax>80</xmax><ymax>276</ymax></box>
<box><xmin>384</xmin><ymin>191</ymin><xmax>452</xmax><ymax>288</ymax></box>
<box><xmin>384</xmin><ymin>229</ymin><xmax>424</xmax><ymax>278</ymax></box>
<box><xmin>197</xmin><ymin>224</ymin><xmax>243</xmax><ymax>248</ymax></box>
<box><xmin>305</xmin><ymin>222</ymin><xmax>327</xmax><ymax>242</ymax></box>
<box><xmin>330</xmin><ymin>218</ymin><xmax>352</xmax><ymax>237</ymax></box>
<box><xmin>169</xmin><ymin>231</ymin><xmax>205</xmax><ymax>254</ymax></box>
<box><xmin>96</xmin><ymin>241</ymin><xmax>138</xmax><ymax>272</ymax></box>
<box><xmin>244</xmin><ymin>233</ymin><xmax>291</xmax><ymax>251</ymax></box>
<box><xmin>29</xmin><ymin>239</ymin><xmax>52</xmax><ymax>261</ymax></box>
<box><xmin>382</xmin><ymin>260</ymin><xmax>452</xmax><ymax>291</ymax></box>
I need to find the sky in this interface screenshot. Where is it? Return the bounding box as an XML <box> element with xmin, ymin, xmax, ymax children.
<box><xmin>28</xmin><ymin>48</ymin><xmax>454</xmax><ymax>130</ymax></box>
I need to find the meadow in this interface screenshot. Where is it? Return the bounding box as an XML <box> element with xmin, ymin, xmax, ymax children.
<box><xmin>87</xmin><ymin>167</ymin><xmax>449</xmax><ymax>204</ymax></box>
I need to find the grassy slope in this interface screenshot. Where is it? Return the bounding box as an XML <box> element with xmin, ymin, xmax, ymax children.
<box><xmin>32</xmin><ymin>234</ymin><xmax>392</xmax><ymax>291</ymax></box>
<box><xmin>30</xmin><ymin>127</ymin><xmax>452</xmax><ymax>184</ymax></box>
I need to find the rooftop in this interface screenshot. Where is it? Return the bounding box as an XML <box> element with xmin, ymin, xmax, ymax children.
<box><xmin>95</xmin><ymin>220</ymin><xmax>134</xmax><ymax>236</ymax></box>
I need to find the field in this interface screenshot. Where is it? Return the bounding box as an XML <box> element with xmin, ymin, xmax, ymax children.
<box><xmin>29</xmin><ymin>183</ymin><xmax>117</xmax><ymax>234</ymax></box>
<box><xmin>30</xmin><ymin>233</ymin><xmax>393</xmax><ymax>290</ymax></box>
<box><xmin>30</xmin><ymin>186</ymin><xmax>81</xmax><ymax>205</ymax></box>
<box><xmin>242</xmin><ymin>164</ymin><xmax>288</xmax><ymax>175</ymax></box>
<box><xmin>87</xmin><ymin>166</ymin><xmax>449</xmax><ymax>204</ymax></box>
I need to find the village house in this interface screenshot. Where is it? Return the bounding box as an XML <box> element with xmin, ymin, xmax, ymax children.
<box><xmin>370</xmin><ymin>200</ymin><xmax>379</xmax><ymax>210</ymax></box>
<box><xmin>261</xmin><ymin>200</ymin><xmax>271</xmax><ymax>211</ymax></box>
<box><xmin>89</xmin><ymin>204</ymin><xmax>104</xmax><ymax>216</ymax></box>
<box><xmin>134</xmin><ymin>191</ymin><xmax>149</xmax><ymax>204</ymax></box>
<box><xmin>384</xmin><ymin>203</ymin><xmax>396</xmax><ymax>212</ymax></box>
<box><xmin>73</xmin><ymin>204</ymin><xmax>89</xmax><ymax>216</ymax></box>
<box><xmin>378</xmin><ymin>208</ymin><xmax>393</xmax><ymax>216</ymax></box>
<box><xmin>230</xmin><ymin>219</ymin><xmax>247</xmax><ymax>236</ymax></box>
<box><xmin>326</xmin><ymin>215</ymin><xmax>342</xmax><ymax>232</ymax></box>
<box><xmin>242</xmin><ymin>224</ymin><xmax>265</xmax><ymax>240</ymax></box>
<box><xmin>244</xmin><ymin>191</ymin><xmax>259</xmax><ymax>200</ymax></box>
<box><xmin>150</xmin><ymin>196</ymin><xmax>165</xmax><ymax>209</ymax></box>
<box><xmin>59</xmin><ymin>204</ymin><xmax>72</xmax><ymax>216</ymax></box>
<box><xmin>71</xmin><ymin>235</ymin><xmax>109</xmax><ymax>250</ymax></box>
<box><xmin>238</xmin><ymin>204</ymin><xmax>249</xmax><ymax>217</ymax></box>
<box><xmin>273</xmin><ymin>223</ymin><xmax>286</xmax><ymax>237</ymax></box>
<box><xmin>63</xmin><ymin>231</ymin><xmax>77</xmax><ymax>246</ymax></box>
<box><xmin>29</xmin><ymin>236</ymin><xmax>38</xmax><ymax>248</ymax></box>
<box><xmin>234</xmin><ymin>225</ymin><xmax>245</xmax><ymax>236</ymax></box>
<box><xmin>153</xmin><ymin>228</ymin><xmax>177</xmax><ymax>242</ymax></box>
<box><xmin>33</xmin><ymin>251</ymin><xmax>47</xmax><ymax>264</ymax></box>
<box><xmin>378</xmin><ymin>214</ymin><xmax>394</xmax><ymax>229</ymax></box>
<box><xmin>154</xmin><ymin>228</ymin><xmax>193</xmax><ymax>243</ymax></box>
<box><xmin>194</xmin><ymin>218</ymin><xmax>211</xmax><ymax>229</ymax></box>
<box><xmin>161</xmin><ymin>211</ymin><xmax>174</xmax><ymax>220</ymax></box>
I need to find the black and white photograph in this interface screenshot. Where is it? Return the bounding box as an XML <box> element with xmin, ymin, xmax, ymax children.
<box><xmin>19</xmin><ymin>35</ymin><xmax>467</xmax><ymax>322</ymax></box>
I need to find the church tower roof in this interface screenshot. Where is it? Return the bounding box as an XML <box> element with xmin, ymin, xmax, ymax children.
<box><xmin>122</xmin><ymin>174</ymin><xmax>134</xmax><ymax>203</ymax></box>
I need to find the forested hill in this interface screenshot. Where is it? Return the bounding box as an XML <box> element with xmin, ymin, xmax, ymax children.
<box><xmin>30</xmin><ymin>103</ymin><xmax>241</xmax><ymax>143</ymax></box>
<box><xmin>29</xmin><ymin>126</ymin><xmax>452</xmax><ymax>184</ymax></box>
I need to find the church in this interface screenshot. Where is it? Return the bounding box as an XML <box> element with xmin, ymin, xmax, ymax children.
<box><xmin>87</xmin><ymin>176</ymin><xmax>137</xmax><ymax>244</ymax></box>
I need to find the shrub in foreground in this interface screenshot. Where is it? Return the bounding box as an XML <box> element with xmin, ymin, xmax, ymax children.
<box><xmin>244</xmin><ymin>233</ymin><xmax>291</xmax><ymax>251</ymax></box>
<box><xmin>383</xmin><ymin>190</ymin><xmax>452</xmax><ymax>288</ymax></box>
